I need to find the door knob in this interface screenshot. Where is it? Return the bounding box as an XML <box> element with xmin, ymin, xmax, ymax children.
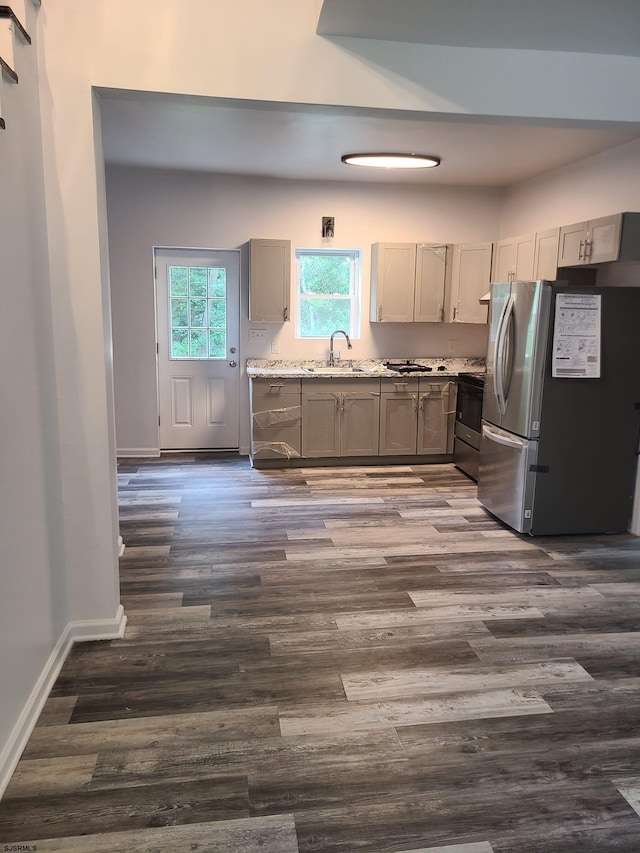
<box><xmin>230</xmin><ymin>347</ymin><xmax>237</xmax><ymax>353</ymax></box>
<box><xmin>229</xmin><ymin>361</ymin><xmax>237</xmax><ymax>368</ymax></box>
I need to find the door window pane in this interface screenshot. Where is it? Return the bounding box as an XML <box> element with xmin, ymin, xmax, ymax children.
<box><xmin>189</xmin><ymin>298</ymin><xmax>207</xmax><ymax>327</ymax></box>
<box><xmin>170</xmin><ymin>266</ymin><xmax>188</xmax><ymax>296</ymax></box>
<box><xmin>209</xmin><ymin>298</ymin><xmax>226</xmax><ymax>327</ymax></box>
<box><xmin>208</xmin><ymin>268</ymin><xmax>227</xmax><ymax>298</ymax></box>
<box><xmin>171</xmin><ymin>329</ymin><xmax>189</xmax><ymax>357</ymax></box>
<box><xmin>189</xmin><ymin>267</ymin><xmax>207</xmax><ymax>297</ymax></box>
<box><xmin>169</xmin><ymin>265</ymin><xmax>228</xmax><ymax>359</ymax></box>
<box><xmin>209</xmin><ymin>330</ymin><xmax>226</xmax><ymax>358</ymax></box>
<box><xmin>190</xmin><ymin>330</ymin><xmax>208</xmax><ymax>358</ymax></box>
<box><xmin>170</xmin><ymin>298</ymin><xmax>188</xmax><ymax>327</ymax></box>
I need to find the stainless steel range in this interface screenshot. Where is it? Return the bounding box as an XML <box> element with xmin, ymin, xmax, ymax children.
<box><xmin>453</xmin><ymin>372</ymin><xmax>485</xmax><ymax>481</ymax></box>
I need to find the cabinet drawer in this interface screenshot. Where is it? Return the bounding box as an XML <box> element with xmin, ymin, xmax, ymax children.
<box><xmin>252</xmin><ymin>426</ymin><xmax>301</xmax><ymax>458</ymax></box>
<box><xmin>252</xmin><ymin>395</ymin><xmax>301</xmax><ymax>419</ymax></box>
<box><xmin>418</xmin><ymin>378</ymin><xmax>452</xmax><ymax>393</ymax></box>
<box><xmin>302</xmin><ymin>378</ymin><xmax>380</xmax><ymax>395</ymax></box>
<box><xmin>252</xmin><ymin>378</ymin><xmax>301</xmax><ymax>397</ymax></box>
<box><xmin>380</xmin><ymin>377</ymin><xmax>419</xmax><ymax>393</ymax></box>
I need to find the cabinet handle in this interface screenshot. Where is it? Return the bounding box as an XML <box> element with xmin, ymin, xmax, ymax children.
<box><xmin>453</xmin><ymin>305</ymin><xmax>458</xmax><ymax>320</ymax></box>
<box><xmin>269</xmin><ymin>383</ymin><xmax>285</xmax><ymax>388</ymax></box>
<box><xmin>585</xmin><ymin>239</ymin><xmax>592</xmax><ymax>260</ymax></box>
<box><xmin>283</xmin><ymin>306</ymin><xmax>289</xmax><ymax>321</ymax></box>
<box><xmin>394</xmin><ymin>381</ymin><xmax>409</xmax><ymax>388</ymax></box>
<box><xmin>377</xmin><ymin>305</ymin><xmax>383</xmax><ymax>322</ymax></box>
<box><xmin>578</xmin><ymin>239</ymin><xmax>585</xmax><ymax>260</ymax></box>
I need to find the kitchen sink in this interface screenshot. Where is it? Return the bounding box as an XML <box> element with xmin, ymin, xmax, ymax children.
<box><xmin>303</xmin><ymin>366</ymin><xmax>372</xmax><ymax>373</ymax></box>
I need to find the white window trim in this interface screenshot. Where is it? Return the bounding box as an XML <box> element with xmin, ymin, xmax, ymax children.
<box><xmin>295</xmin><ymin>248</ymin><xmax>361</xmax><ymax>340</ymax></box>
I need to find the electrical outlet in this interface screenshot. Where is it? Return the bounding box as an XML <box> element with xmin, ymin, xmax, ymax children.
<box><xmin>448</xmin><ymin>339</ymin><xmax>457</xmax><ymax>353</ymax></box>
<box><xmin>270</xmin><ymin>341</ymin><xmax>279</xmax><ymax>354</ymax></box>
<box><xmin>249</xmin><ymin>328</ymin><xmax>267</xmax><ymax>342</ymax></box>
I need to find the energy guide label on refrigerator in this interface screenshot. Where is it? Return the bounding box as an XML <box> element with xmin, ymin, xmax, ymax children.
<box><xmin>552</xmin><ymin>293</ymin><xmax>601</xmax><ymax>378</ymax></box>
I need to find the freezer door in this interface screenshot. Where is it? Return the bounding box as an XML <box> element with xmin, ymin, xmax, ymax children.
<box><xmin>499</xmin><ymin>281</ymin><xmax>551</xmax><ymax>438</ymax></box>
<box><xmin>482</xmin><ymin>282</ymin><xmax>511</xmax><ymax>429</ymax></box>
<box><xmin>478</xmin><ymin>422</ymin><xmax>538</xmax><ymax>534</ymax></box>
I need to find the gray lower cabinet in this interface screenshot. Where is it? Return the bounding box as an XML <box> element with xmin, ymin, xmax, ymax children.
<box><xmin>302</xmin><ymin>379</ymin><xmax>380</xmax><ymax>457</ymax></box>
<box><xmin>417</xmin><ymin>379</ymin><xmax>456</xmax><ymax>455</ymax></box>
<box><xmin>379</xmin><ymin>377</ymin><xmax>419</xmax><ymax>455</ymax></box>
<box><xmin>250</xmin><ymin>378</ymin><xmax>301</xmax><ymax>459</ymax></box>
<box><xmin>379</xmin><ymin>377</ymin><xmax>454</xmax><ymax>456</ymax></box>
<box><xmin>250</xmin><ymin>375</ymin><xmax>456</xmax><ymax>463</ymax></box>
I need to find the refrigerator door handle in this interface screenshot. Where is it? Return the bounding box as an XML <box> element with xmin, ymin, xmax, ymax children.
<box><xmin>502</xmin><ymin>295</ymin><xmax>516</xmax><ymax>403</ymax></box>
<box><xmin>482</xmin><ymin>422</ymin><xmax>526</xmax><ymax>449</ymax></box>
<box><xmin>495</xmin><ymin>293</ymin><xmax>514</xmax><ymax>415</ymax></box>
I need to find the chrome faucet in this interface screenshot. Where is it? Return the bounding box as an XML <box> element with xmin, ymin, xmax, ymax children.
<box><xmin>329</xmin><ymin>329</ymin><xmax>352</xmax><ymax>366</ymax></box>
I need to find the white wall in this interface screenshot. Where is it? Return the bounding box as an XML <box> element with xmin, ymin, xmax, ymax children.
<box><xmin>71</xmin><ymin>1</ymin><xmax>640</xmax><ymax>125</ymax></box>
<box><xmin>0</xmin><ymin>4</ymin><xmax>67</xmax><ymax>793</ymax></box>
<box><xmin>499</xmin><ymin>137</ymin><xmax>640</xmax><ymax>237</ymax></box>
<box><xmin>107</xmin><ymin>165</ymin><xmax>499</xmax><ymax>454</ymax></box>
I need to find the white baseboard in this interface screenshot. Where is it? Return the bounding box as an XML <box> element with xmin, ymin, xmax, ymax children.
<box><xmin>0</xmin><ymin>605</ymin><xmax>127</xmax><ymax>800</ymax></box>
<box><xmin>117</xmin><ymin>448</ymin><xmax>160</xmax><ymax>458</ymax></box>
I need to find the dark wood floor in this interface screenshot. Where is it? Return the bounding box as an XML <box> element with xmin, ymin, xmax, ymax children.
<box><xmin>2</xmin><ymin>456</ymin><xmax>640</xmax><ymax>852</ymax></box>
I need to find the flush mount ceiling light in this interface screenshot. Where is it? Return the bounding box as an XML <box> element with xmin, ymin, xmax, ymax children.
<box><xmin>341</xmin><ymin>153</ymin><xmax>441</xmax><ymax>170</ymax></box>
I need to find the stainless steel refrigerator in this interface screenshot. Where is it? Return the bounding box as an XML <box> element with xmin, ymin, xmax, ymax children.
<box><xmin>478</xmin><ymin>280</ymin><xmax>640</xmax><ymax>535</ymax></box>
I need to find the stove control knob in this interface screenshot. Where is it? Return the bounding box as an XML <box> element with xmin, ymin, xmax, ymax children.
<box><xmin>437</xmin><ymin>365</ymin><xmax>447</xmax><ymax>371</ymax></box>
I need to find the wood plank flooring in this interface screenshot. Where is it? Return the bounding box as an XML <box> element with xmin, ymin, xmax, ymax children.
<box><xmin>2</xmin><ymin>456</ymin><xmax>640</xmax><ymax>851</ymax></box>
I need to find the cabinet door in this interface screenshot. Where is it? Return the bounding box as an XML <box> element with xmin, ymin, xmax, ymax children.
<box><xmin>341</xmin><ymin>388</ymin><xmax>380</xmax><ymax>456</ymax></box>
<box><xmin>413</xmin><ymin>244</ymin><xmax>448</xmax><ymax>322</ymax></box>
<box><xmin>371</xmin><ymin>243</ymin><xmax>416</xmax><ymax>322</ymax></box>
<box><xmin>513</xmin><ymin>234</ymin><xmax>535</xmax><ymax>280</ymax></box>
<box><xmin>492</xmin><ymin>239</ymin><xmax>515</xmax><ymax>284</ymax></box>
<box><xmin>586</xmin><ymin>214</ymin><xmax>623</xmax><ymax>263</ymax></box>
<box><xmin>301</xmin><ymin>390</ymin><xmax>340</xmax><ymax>457</ymax></box>
<box><xmin>557</xmin><ymin>222</ymin><xmax>588</xmax><ymax>267</ymax></box>
<box><xmin>533</xmin><ymin>228</ymin><xmax>559</xmax><ymax>280</ymax></box>
<box><xmin>448</xmin><ymin>243</ymin><xmax>492</xmax><ymax>324</ymax></box>
<box><xmin>379</xmin><ymin>393</ymin><xmax>418</xmax><ymax>455</ymax></box>
<box><xmin>249</xmin><ymin>239</ymin><xmax>291</xmax><ymax>322</ymax></box>
<box><xmin>417</xmin><ymin>381</ymin><xmax>452</xmax><ymax>454</ymax></box>
<box><xmin>251</xmin><ymin>379</ymin><xmax>301</xmax><ymax>460</ymax></box>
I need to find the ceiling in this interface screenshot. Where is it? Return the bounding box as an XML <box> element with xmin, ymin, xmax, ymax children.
<box><xmin>100</xmin><ymin>93</ymin><xmax>640</xmax><ymax>189</ymax></box>
<box><xmin>99</xmin><ymin>1</ymin><xmax>640</xmax><ymax>188</ymax></box>
<box><xmin>317</xmin><ymin>0</ymin><xmax>640</xmax><ymax>57</ymax></box>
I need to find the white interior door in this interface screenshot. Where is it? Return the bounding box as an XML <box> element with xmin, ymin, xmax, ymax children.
<box><xmin>156</xmin><ymin>248</ymin><xmax>240</xmax><ymax>450</ymax></box>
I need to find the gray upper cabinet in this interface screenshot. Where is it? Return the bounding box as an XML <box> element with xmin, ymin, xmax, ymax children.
<box><xmin>557</xmin><ymin>213</ymin><xmax>640</xmax><ymax>267</ymax></box>
<box><xmin>445</xmin><ymin>242</ymin><xmax>493</xmax><ymax>324</ymax></box>
<box><xmin>371</xmin><ymin>242</ymin><xmax>448</xmax><ymax>323</ymax></box>
<box><xmin>492</xmin><ymin>233</ymin><xmax>534</xmax><ymax>283</ymax></box>
<box><xmin>414</xmin><ymin>244</ymin><xmax>449</xmax><ymax>322</ymax></box>
<box><xmin>249</xmin><ymin>238</ymin><xmax>291</xmax><ymax>322</ymax></box>
<box><xmin>533</xmin><ymin>228</ymin><xmax>560</xmax><ymax>280</ymax></box>
<box><xmin>493</xmin><ymin>228</ymin><xmax>560</xmax><ymax>282</ymax></box>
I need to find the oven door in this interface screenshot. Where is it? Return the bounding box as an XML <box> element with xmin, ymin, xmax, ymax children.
<box><xmin>456</xmin><ymin>378</ymin><xmax>484</xmax><ymax>433</ymax></box>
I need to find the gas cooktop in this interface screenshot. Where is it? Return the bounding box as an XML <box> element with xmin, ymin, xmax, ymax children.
<box><xmin>383</xmin><ymin>360</ymin><xmax>449</xmax><ymax>374</ymax></box>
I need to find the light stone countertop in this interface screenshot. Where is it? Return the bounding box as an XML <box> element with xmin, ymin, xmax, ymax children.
<box><xmin>246</xmin><ymin>357</ymin><xmax>485</xmax><ymax>379</ymax></box>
